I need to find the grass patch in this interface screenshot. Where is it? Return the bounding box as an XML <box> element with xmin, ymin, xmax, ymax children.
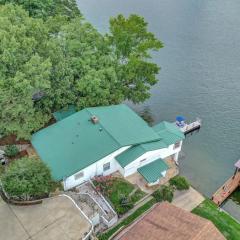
<box><xmin>192</xmin><ymin>199</ymin><xmax>240</xmax><ymax>240</ymax></box>
<box><xmin>130</xmin><ymin>189</ymin><xmax>146</xmax><ymax>204</ymax></box>
<box><xmin>93</xmin><ymin>176</ymin><xmax>146</xmax><ymax>215</ymax></box>
<box><xmin>230</xmin><ymin>187</ymin><xmax>240</xmax><ymax>205</ymax></box>
<box><xmin>98</xmin><ymin>198</ymin><xmax>156</xmax><ymax>240</ymax></box>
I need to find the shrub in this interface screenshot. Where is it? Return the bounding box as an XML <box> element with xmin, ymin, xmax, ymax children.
<box><xmin>169</xmin><ymin>176</ymin><xmax>190</xmax><ymax>190</ymax></box>
<box><xmin>118</xmin><ymin>194</ymin><xmax>134</xmax><ymax>214</ymax></box>
<box><xmin>1</xmin><ymin>157</ymin><xmax>53</xmax><ymax>200</ymax></box>
<box><xmin>152</xmin><ymin>185</ymin><xmax>174</xmax><ymax>203</ymax></box>
<box><xmin>4</xmin><ymin>145</ymin><xmax>19</xmax><ymax>157</ymax></box>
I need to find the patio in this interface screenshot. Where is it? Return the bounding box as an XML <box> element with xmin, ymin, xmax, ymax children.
<box><xmin>126</xmin><ymin>157</ymin><xmax>179</xmax><ymax>194</ymax></box>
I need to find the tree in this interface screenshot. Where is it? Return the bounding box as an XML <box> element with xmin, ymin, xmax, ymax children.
<box><xmin>107</xmin><ymin>14</ymin><xmax>163</xmax><ymax>103</ymax></box>
<box><xmin>1</xmin><ymin>157</ymin><xmax>52</xmax><ymax>200</ymax></box>
<box><xmin>0</xmin><ymin>5</ymin><xmax>52</xmax><ymax>139</ymax></box>
<box><xmin>169</xmin><ymin>176</ymin><xmax>190</xmax><ymax>190</ymax></box>
<box><xmin>0</xmin><ymin>0</ymin><xmax>81</xmax><ymax>19</ymax></box>
<box><xmin>50</xmin><ymin>18</ymin><xmax>123</xmax><ymax>109</ymax></box>
<box><xmin>0</xmin><ymin>5</ymin><xmax>163</xmax><ymax>140</ymax></box>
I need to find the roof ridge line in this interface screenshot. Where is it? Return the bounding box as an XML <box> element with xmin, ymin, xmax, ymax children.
<box><xmin>85</xmin><ymin>108</ymin><xmax>122</xmax><ymax>148</ymax></box>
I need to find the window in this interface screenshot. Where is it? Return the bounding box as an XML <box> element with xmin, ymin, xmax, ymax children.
<box><xmin>103</xmin><ymin>162</ymin><xmax>110</xmax><ymax>171</ymax></box>
<box><xmin>174</xmin><ymin>142</ymin><xmax>181</xmax><ymax>149</ymax></box>
<box><xmin>74</xmin><ymin>171</ymin><xmax>84</xmax><ymax>180</ymax></box>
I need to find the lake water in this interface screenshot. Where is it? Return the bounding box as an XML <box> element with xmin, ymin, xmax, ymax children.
<box><xmin>76</xmin><ymin>0</ymin><xmax>240</xmax><ymax>219</ymax></box>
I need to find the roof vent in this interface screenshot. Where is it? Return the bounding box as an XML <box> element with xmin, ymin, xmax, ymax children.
<box><xmin>91</xmin><ymin>115</ymin><xmax>99</xmax><ymax>124</ymax></box>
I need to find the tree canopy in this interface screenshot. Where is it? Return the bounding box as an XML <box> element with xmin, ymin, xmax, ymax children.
<box><xmin>0</xmin><ymin>0</ymin><xmax>81</xmax><ymax>19</ymax></box>
<box><xmin>1</xmin><ymin>157</ymin><xmax>52</xmax><ymax>200</ymax></box>
<box><xmin>0</xmin><ymin>3</ymin><xmax>163</xmax><ymax>139</ymax></box>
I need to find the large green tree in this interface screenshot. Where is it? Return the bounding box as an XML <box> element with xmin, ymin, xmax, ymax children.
<box><xmin>0</xmin><ymin>0</ymin><xmax>81</xmax><ymax>19</ymax></box>
<box><xmin>0</xmin><ymin>4</ymin><xmax>163</xmax><ymax>140</ymax></box>
<box><xmin>107</xmin><ymin>14</ymin><xmax>163</xmax><ymax>102</ymax></box>
<box><xmin>0</xmin><ymin>5</ymin><xmax>52</xmax><ymax>139</ymax></box>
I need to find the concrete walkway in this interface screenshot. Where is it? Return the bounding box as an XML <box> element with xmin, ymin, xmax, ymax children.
<box><xmin>0</xmin><ymin>195</ymin><xmax>91</xmax><ymax>240</ymax></box>
<box><xmin>172</xmin><ymin>187</ymin><xmax>205</xmax><ymax>211</ymax></box>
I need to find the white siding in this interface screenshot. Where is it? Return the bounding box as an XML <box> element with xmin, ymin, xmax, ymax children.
<box><xmin>64</xmin><ymin>146</ymin><xmax>129</xmax><ymax>190</ymax></box>
<box><xmin>123</xmin><ymin>141</ymin><xmax>182</xmax><ymax>177</ymax></box>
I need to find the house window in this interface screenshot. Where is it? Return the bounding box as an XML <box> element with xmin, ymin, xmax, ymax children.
<box><xmin>74</xmin><ymin>171</ymin><xmax>84</xmax><ymax>180</ymax></box>
<box><xmin>103</xmin><ymin>162</ymin><xmax>110</xmax><ymax>171</ymax></box>
<box><xmin>174</xmin><ymin>142</ymin><xmax>181</xmax><ymax>149</ymax></box>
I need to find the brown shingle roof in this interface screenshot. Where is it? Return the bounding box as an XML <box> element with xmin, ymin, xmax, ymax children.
<box><xmin>114</xmin><ymin>202</ymin><xmax>225</xmax><ymax>240</ymax></box>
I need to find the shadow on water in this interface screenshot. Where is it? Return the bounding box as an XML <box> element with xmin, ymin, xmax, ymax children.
<box><xmin>137</xmin><ymin>107</ymin><xmax>155</xmax><ymax>126</ymax></box>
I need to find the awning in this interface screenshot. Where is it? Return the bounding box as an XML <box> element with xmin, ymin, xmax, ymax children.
<box><xmin>137</xmin><ymin>158</ymin><xmax>169</xmax><ymax>183</ymax></box>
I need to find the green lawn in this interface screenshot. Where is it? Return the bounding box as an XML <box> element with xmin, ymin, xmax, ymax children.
<box><xmin>93</xmin><ymin>177</ymin><xmax>146</xmax><ymax>214</ymax></box>
<box><xmin>192</xmin><ymin>199</ymin><xmax>240</xmax><ymax>240</ymax></box>
<box><xmin>230</xmin><ymin>187</ymin><xmax>240</xmax><ymax>205</ymax></box>
<box><xmin>98</xmin><ymin>198</ymin><xmax>156</xmax><ymax>240</ymax></box>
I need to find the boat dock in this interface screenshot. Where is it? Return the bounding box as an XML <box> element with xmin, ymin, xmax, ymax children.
<box><xmin>176</xmin><ymin>116</ymin><xmax>201</xmax><ymax>135</ymax></box>
<box><xmin>212</xmin><ymin>160</ymin><xmax>240</xmax><ymax>206</ymax></box>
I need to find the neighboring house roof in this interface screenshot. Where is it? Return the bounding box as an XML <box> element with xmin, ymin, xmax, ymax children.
<box><xmin>31</xmin><ymin>104</ymin><xmax>160</xmax><ymax>180</ymax></box>
<box><xmin>53</xmin><ymin>105</ymin><xmax>76</xmax><ymax>121</ymax></box>
<box><xmin>137</xmin><ymin>158</ymin><xmax>169</xmax><ymax>183</ymax></box>
<box><xmin>114</xmin><ymin>202</ymin><xmax>225</xmax><ymax>240</ymax></box>
<box><xmin>116</xmin><ymin>121</ymin><xmax>184</xmax><ymax>168</ymax></box>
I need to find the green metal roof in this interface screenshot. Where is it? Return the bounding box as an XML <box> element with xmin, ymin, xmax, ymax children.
<box><xmin>86</xmin><ymin>105</ymin><xmax>160</xmax><ymax>146</ymax></box>
<box><xmin>53</xmin><ymin>105</ymin><xmax>76</xmax><ymax>121</ymax></box>
<box><xmin>138</xmin><ymin>158</ymin><xmax>169</xmax><ymax>183</ymax></box>
<box><xmin>116</xmin><ymin>121</ymin><xmax>184</xmax><ymax>168</ymax></box>
<box><xmin>116</xmin><ymin>140</ymin><xmax>167</xmax><ymax>168</ymax></box>
<box><xmin>31</xmin><ymin>104</ymin><xmax>160</xmax><ymax>180</ymax></box>
<box><xmin>153</xmin><ymin>121</ymin><xmax>185</xmax><ymax>145</ymax></box>
<box><xmin>116</xmin><ymin>145</ymin><xmax>146</xmax><ymax>167</ymax></box>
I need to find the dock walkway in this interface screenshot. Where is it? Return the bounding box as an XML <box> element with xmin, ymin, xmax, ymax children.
<box><xmin>212</xmin><ymin>171</ymin><xmax>240</xmax><ymax>206</ymax></box>
<box><xmin>180</xmin><ymin>119</ymin><xmax>201</xmax><ymax>135</ymax></box>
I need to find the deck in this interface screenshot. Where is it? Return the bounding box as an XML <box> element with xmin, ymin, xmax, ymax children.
<box><xmin>126</xmin><ymin>157</ymin><xmax>179</xmax><ymax>194</ymax></box>
<box><xmin>212</xmin><ymin>171</ymin><xmax>240</xmax><ymax>206</ymax></box>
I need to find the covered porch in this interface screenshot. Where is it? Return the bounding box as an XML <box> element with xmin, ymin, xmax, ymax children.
<box><xmin>126</xmin><ymin>157</ymin><xmax>179</xmax><ymax>194</ymax></box>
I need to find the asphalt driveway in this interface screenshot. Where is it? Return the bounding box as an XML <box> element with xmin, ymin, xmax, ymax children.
<box><xmin>0</xmin><ymin>195</ymin><xmax>92</xmax><ymax>240</ymax></box>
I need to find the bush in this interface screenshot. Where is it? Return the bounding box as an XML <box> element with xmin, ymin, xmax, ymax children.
<box><xmin>4</xmin><ymin>145</ymin><xmax>19</xmax><ymax>157</ymax></box>
<box><xmin>152</xmin><ymin>185</ymin><xmax>174</xmax><ymax>203</ymax></box>
<box><xmin>169</xmin><ymin>176</ymin><xmax>190</xmax><ymax>190</ymax></box>
<box><xmin>1</xmin><ymin>157</ymin><xmax>53</xmax><ymax>200</ymax></box>
<box><xmin>117</xmin><ymin>195</ymin><xmax>134</xmax><ymax>214</ymax></box>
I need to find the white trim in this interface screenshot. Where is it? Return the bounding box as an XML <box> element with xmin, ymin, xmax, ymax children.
<box><xmin>60</xmin><ymin>194</ymin><xmax>93</xmax><ymax>240</ymax></box>
<box><xmin>79</xmin><ymin>192</ymin><xmax>108</xmax><ymax>224</ymax></box>
<box><xmin>89</xmin><ymin>179</ymin><xmax>117</xmax><ymax>215</ymax></box>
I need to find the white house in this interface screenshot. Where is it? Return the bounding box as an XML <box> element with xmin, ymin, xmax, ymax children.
<box><xmin>31</xmin><ymin>104</ymin><xmax>185</xmax><ymax>190</ymax></box>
